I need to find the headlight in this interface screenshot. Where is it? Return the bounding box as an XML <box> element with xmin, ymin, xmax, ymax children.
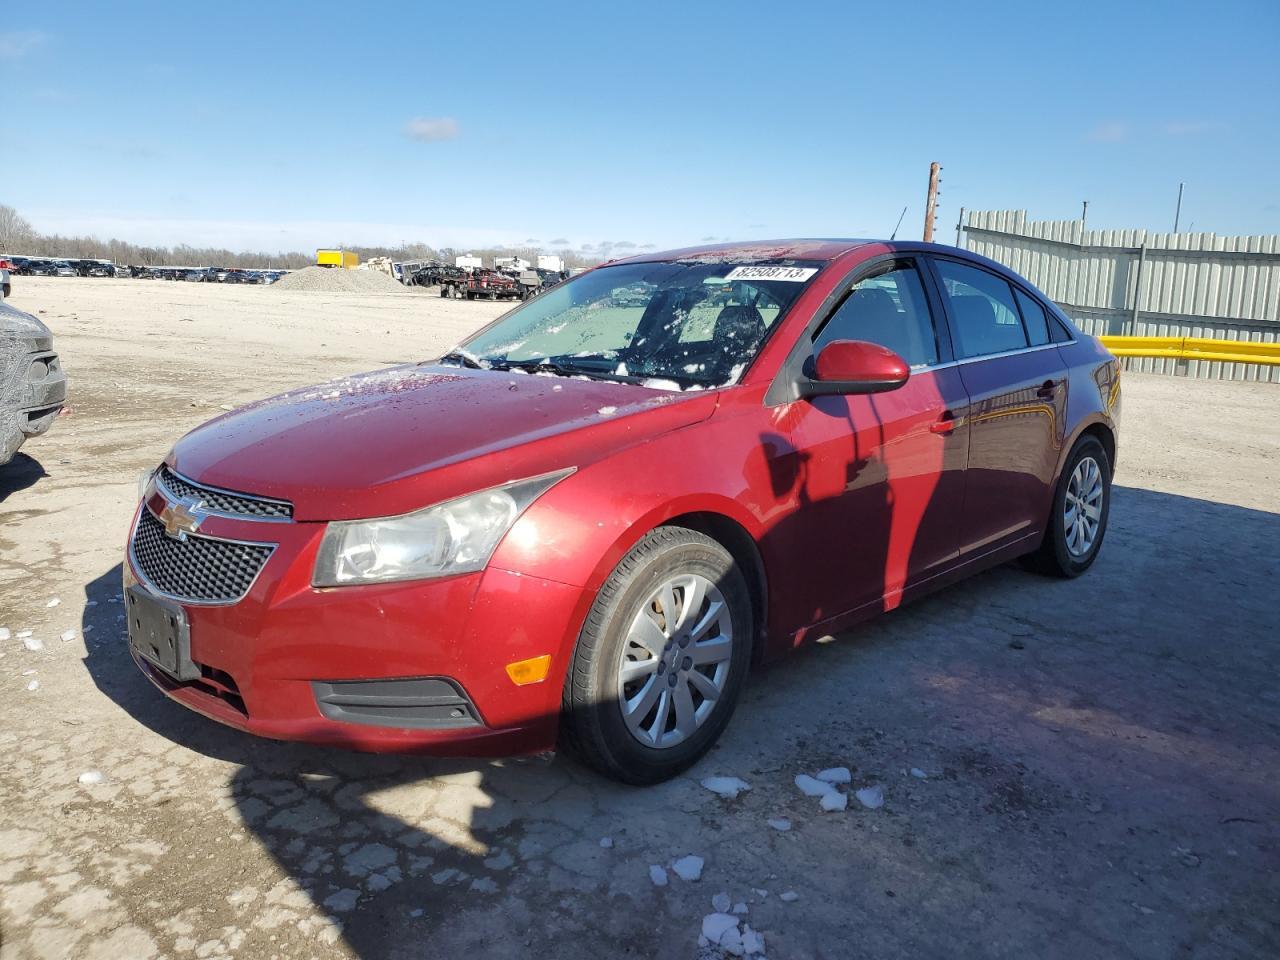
<box><xmin>312</xmin><ymin>469</ymin><xmax>573</xmax><ymax>587</ymax></box>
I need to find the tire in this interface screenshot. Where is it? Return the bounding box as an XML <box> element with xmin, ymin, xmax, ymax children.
<box><xmin>1023</xmin><ymin>434</ymin><xmax>1111</xmax><ymax>578</ymax></box>
<box><xmin>560</xmin><ymin>526</ymin><xmax>754</xmax><ymax>785</ymax></box>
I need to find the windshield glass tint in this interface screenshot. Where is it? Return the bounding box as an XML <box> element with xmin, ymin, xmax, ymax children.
<box><xmin>459</xmin><ymin>260</ymin><xmax>824</xmax><ymax>388</ymax></box>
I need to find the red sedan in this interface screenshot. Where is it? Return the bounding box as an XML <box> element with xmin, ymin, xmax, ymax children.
<box><xmin>126</xmin><ymin>240</ymin><xmax>1119</xmax><ymax>783</ymax></box>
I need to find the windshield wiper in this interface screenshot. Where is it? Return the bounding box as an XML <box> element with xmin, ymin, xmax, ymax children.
<box><xmin>436</xmin><ymin>350</ymin><xmax>485</xmax><ymax>369</ymax></box>
<box><xmin>491</xmin><ymin>358</ymin><xmax>609</xmax><ymax>379</ymax></box>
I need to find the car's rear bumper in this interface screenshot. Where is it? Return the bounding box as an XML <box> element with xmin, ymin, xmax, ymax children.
<box><xmin>123</xmin><ymin>501</ymin><xmax>587</xmax><ymax>755</ymax></box>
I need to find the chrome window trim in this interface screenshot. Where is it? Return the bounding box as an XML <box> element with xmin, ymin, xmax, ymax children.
<box><xmin>157</xmin><ymin>466</ymin><xmax>293</xmax><ymax>523</ymax></box>
<box><xmin>128</xmin><ymin>502</ymin><xmax>278</xmax><ymax>607</ymax></box>
<box><xmin>915</xmin><ymin>340</ymin><xmax>1075</xmax><ymax>372</ymax></box>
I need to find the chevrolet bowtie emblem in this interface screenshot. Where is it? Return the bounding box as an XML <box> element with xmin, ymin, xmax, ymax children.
<box><xmin>159</xmin><ymin>497</ymin><xmax>207</xmax><ymax>541</ymax></box>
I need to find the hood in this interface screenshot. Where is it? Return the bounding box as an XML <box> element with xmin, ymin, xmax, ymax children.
<box><xmin>170</xmin><ymin>365</ymin><xmax>718</xmax><ymax>521</ymax></box>
<box><xmin>0</xmin><ymin>302</ymin><xmax>54</xmax><ymax>349</ymax></box>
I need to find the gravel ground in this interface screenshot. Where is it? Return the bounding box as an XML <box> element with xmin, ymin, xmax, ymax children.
<box><xmin>0</xmin><ymin>277</ymin><xmax>1277</xmax><ymax>960</ymax></box>
<box><xmin>269</xmin><ymin>267</ymin><xmax>410</xmax><ymax>294</ymax></box>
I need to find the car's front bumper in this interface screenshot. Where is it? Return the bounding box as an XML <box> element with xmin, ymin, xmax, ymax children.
<box><xmin>1</xmin><ymin>342</ymin><xmax>66</xmax><ymax>464</ymax></box>
<box><xmin>124</xmin><ymin>497</ymin><xmax>589</xmax><ymax>755</ymax></box>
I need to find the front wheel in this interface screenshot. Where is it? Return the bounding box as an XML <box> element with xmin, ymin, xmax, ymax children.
<box><xmin>1024</xmin><ymin>434</ymin><xmax>1111</xmax><ymax>577</ymax></box>
<box><xmin>560</xmin><ymin>526</ymin><xmax>753</xmax><ymax>784</ymax></box>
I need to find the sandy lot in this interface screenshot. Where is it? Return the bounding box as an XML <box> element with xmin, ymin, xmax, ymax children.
<box><xmin>0</xmin><ymin>277</ymin><xmax>1277</xmax><ymax>960</ymax></box>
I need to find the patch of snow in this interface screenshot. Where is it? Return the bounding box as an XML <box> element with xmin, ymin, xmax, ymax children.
<box><xmin>322</xmin><ymin>889</ymin><xmax>359</xmax><ymax>913</ymax></box>
<box><xmin>741</xmin><ymin>924</ymin><xmax>766</xmax><ymax>955</ymax></box>
<box><xmin>552</xmin><ymin>384</ymin><xmax>563</xmax><ymax>391</ymax></box>
<box><xmin>641</xmin><ymin>378</ymin><xmax>682</xmax><ymax>392</ymax></box>
<box><xmin>615</xmin><ymin>362</ymin><xmax>629</xmax><ymax>375</ymax></box>
<box><xmin>26</xmin><ymin>680</ymin><xmax>38</xmax><ymax>692</ymax></box>
<box><xmin>16</xmin><ymin>630</ymin><xmax>32</xmax><ymax>638</ymax></box>
<box><xmin>671</xmin><ymin>855</ymin><xmax>704</xmax><ymax>882</ymax></box>
<box><xmin>910</xmin><ymin>767</ymin><xmax>928</xmax><ymax>780</ymax></box>
<box><xmin>0</xmin><ymin>628</ymin><xmax>9</xmax><ymax>641</ymax></box>
<box><xmin>702</xmin><ymin>913</ymin><xmax>740</xmax><ymax>947</ymax></box>
<box><xmin>23</xmin><ymin>636</ymin><xmax>43</xmax><ymax>652</ymax></box>
<box><xmin>599</xmin><ymin>837</ymin><xmax>613</xmax><ymax>849</ymax></box>
<box><xmin>794</xmin><ymin>774</ymin><xmax>836</xmax><ymax>797</ymax></box>
<box><xmin>648</xmin><ymin>865</ymin><xmax>669</xmax><ymax>887</ymax></box>
<box><xmin>733</xmin><ymin>902</ymin><xmax>748</xmax><ymax>915</ymax></box>
<box><xmin>855</xmin><ymin>785</ymin><xmax>885</xmax><ymax>809</ymax></box>
<box><xmin>78</xmin><ymin>770</ymin><xmax>104</xmax><ymax>785</ymax></box>
<box><xmin>767</xmin><ymin>818</ymin><xmax>791</xmax><ymax>832</ymax></box>
<box><xmin>779</xmin><ymin>890</ymin><xmax>799</xmax><ymax>902</ymax></box>
<box><xmin>469</xmin><ymin>877</ymin><xmax>498</xmax><ymax>893</ymax></box>
<box><xmin>816</xmin><ymin>767</ymin><xmax>851</xmax><ymax>784</ymax></box>
<box><xmin>59</xmin><ymin>630</ymin><xmax>76</xmax><ymax>643</ymax></box>
<box><xmin>752</xmin><ymin>888</ymin><xmax>769</xmax><ymax>898</ymax></box>
<box><xmin>701</xmin><ymin>776</ymin><xmax>751</xmax><ymax>799</ymax></box>
<box><xmin>47</xmin><ymin>598</ymin><xmax>60</xmax><ymax>608</ymax></box>
<box><xmin>597</xmin><ymin>406</ymin><xmax>618</xmax><ymax>416</ymax></box>
<box><xmin>820</xmin><ymin>791</ymin><xmax>848</xmax><ymax>812</ymax></box>
<box><xmin>712</xmin><ymin>892</ymin><xmax>731</xmax><ymax>913</ymax></box>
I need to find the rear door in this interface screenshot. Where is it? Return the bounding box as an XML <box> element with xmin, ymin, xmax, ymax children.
<box><xmin>927</xmin><ymin>256</ymin><xmax>1068</xmax><ymax>556</ymax></box>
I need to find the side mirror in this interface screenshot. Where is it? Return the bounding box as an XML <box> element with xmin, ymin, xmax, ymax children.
<box><xmin>800</xmin><ymin>339</ymin><xmax>910</xmax><ymax>397</ymax></box>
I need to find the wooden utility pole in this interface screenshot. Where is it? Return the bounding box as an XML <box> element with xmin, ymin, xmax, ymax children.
<box><xmin>923</xmin><ymin>162</ymin><xmax>940</xmax><ymax>242</ymax></box>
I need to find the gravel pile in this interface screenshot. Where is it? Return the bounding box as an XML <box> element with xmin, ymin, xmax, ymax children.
<box><xmin>270</xmin><ymin>266</ymin><xmax>410</xmax><ymax>294</ymax></box>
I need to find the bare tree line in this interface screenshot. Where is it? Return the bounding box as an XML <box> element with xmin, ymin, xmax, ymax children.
<box><xmin>0</xmin><ymin>204</ymin><xmax>601</xmax><ymax>270</ymax></box>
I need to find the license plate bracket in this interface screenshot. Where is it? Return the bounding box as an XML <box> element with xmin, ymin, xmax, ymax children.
<box><xmin>126</xmin><ymin>586</ymin><xmax>199</xmax><ymax>681</ymax></box>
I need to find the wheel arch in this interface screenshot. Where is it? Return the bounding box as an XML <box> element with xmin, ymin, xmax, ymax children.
<box><xmin>1078</xmin><ymin>421</ymin><xmax>1117</xmax><ymax>473</ymax></box>
<box><xmin>664</xmin><ymin>510</ymin><xmax>769</xmax><ymax>665</ymax></box>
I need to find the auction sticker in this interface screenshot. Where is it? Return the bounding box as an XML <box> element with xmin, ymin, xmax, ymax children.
<box><xmin>723</xmin><ymin>265</ymin><xmax>818</xmax><ymax>282</ymax></box>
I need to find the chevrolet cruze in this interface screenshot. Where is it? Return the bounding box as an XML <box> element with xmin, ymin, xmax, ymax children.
<box><xmin>126</xmin><ymin>240</ymin><xmax>1119</xmax><ymax>784</ymax></box>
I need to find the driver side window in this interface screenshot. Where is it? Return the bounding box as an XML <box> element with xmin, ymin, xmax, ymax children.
<box><xmin>813</xmin><ymin>262</ymin><xmax>939</xmax><ymax>368</ymax></box>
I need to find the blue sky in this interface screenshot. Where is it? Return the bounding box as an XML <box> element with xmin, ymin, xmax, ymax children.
<box><xmin>2</xmin><ymin>0</ymin><xmax>1277</xmax><ymax>255</ymax></box>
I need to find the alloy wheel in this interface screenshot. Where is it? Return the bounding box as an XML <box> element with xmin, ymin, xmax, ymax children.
<box><xmin>616</xmin><ymin>573</ymin><xmax>733</xmax><ymax>749</ymax></box>
<box><xmin>1064</xmin><ymin>455</ymin><xmax>1104</xmax><ymax>557</ymax></box>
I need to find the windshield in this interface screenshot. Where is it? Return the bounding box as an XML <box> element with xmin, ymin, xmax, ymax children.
<box><xmin>456</xmin><ymin>259</ymin><xmax>823</xmax><ymax>389</ymax></box>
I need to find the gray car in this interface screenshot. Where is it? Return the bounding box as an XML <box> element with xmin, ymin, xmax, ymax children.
<box><xmin>1</xmin><ymin>301</ymin><xmax>67</xmax><ymax>466</ymax></box>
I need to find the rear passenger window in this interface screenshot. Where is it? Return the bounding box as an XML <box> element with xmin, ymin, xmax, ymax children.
<box><xmin>934</xmin><ymin>260</ymin><xmax>1028</xmax><ymax>359</ymax></box>
<box><xmin>814</xmin><ymin>262</ymin><xmax>938</xmax><ymax>367</ymax></box>
<box><xmin>1014</xmin><ymin>288</ymin><xmax>1051</xmax><ymax>346</ymax></box>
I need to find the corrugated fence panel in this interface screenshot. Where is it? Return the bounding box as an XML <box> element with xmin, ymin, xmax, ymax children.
<box><xmin>961</xmin><ymin>210</ymin><xmax>1280</xmax><ymax>383</ymax></box>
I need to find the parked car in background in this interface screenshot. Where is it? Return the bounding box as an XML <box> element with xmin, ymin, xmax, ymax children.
<box><xmin>51</xmin><ymin>261</ymin><xmax>78</xmax><ymax>278</ymax></box>
<box><xmin>126</xmin><ymin>239</ymin><xmax>1120</xmax><ymax>783</ymax></box>
<box><xmin>81</xmin><ymin>261</ymin><xmax>115</xmax><ymax>277</ymax></box>
<box><xmin>1</xmin><ymin>300</ymin><xmax>67</xmax><ymax>465</ymax></box>
<box><xmin>27</xmin><ymin>260</ymin><xmax>57</xmax><ymax>277</ymax></box>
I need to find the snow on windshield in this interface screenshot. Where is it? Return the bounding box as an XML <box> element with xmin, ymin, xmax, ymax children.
<box><xmin>450</xmin><ymin>260</ymin><xmax>823</xmax><ymax>391</ymax></box>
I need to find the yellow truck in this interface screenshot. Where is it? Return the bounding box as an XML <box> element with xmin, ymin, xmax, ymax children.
<box><xmin>316</xmin><ymin>249</ymin><xmax>359</xmax><ymax>269</ymax></box>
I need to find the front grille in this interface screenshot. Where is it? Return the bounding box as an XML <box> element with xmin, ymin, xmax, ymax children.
<box><xmin>158</xmin><ymin>466</ymin><xmax>293</xmax><ymax>520</ymax></box>
<box><xmin>131</xmin><ymin>510</ymin><xmax>274</xmax><ymax>603</ymax></box>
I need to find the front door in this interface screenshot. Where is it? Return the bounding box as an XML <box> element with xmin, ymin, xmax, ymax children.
<box><xmin>777</xmin><ymin>258</ymin><xmax>968</xmax><ymax>627</ymax></box>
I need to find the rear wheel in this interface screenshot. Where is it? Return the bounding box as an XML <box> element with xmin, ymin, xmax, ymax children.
<box><xmin>1024</xmin><ymin>435</ymin><xmax>1111</xmax><ymax>577</ymax></box>
<box><xmin>560</xmin><ymin>527</ymin><xmax>753</xmax><ymax>784</ymax></box>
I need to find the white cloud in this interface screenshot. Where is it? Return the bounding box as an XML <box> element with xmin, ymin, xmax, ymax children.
<box><xmin>0</xmin><ymin>30</ymin><xmax>48</xmax><ymax>60</ymax></box>
<box><xmin>1162</xmin><ymin>120</ymin><xmax>1216</xmax><ymax>137</ymax></box>
<box><xmin>404</xmin><ymin>117</ymin><xmax>460</xmax><ymax>142</ymax></box>
<box><xmin>1086</xmin><ymin>121</ymin><xmax>1128</xmax><ymax>143</ymax></box>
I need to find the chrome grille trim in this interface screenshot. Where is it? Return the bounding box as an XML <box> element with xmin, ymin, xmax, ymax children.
<box><xmin>156</xmin><ymin>465</ymin><xmax>293</xmax><ymax>521</ymax></box>
<box><xmin>129</xmin><ymin>507</ymin><xmax>277</xmax><ymax>606</ymax></box>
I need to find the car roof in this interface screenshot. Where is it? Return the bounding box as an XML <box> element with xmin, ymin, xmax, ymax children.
<box><xmin>612</xmin><ymin>239</ymin><xmax>875</xmax><ymax>265</ymax></box>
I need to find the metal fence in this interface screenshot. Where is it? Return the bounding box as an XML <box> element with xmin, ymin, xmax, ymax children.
<box><xmin>960</xmin><ymin>209</ymin><xmax>1280</xmax><ymax>382</ymax></box>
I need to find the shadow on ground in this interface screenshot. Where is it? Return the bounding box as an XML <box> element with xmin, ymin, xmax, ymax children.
<box><xmin>78</xmin><ymin>485</ymin><xmax>1280</xmax><ymax>959</ymax></box>
<box><xmin>0</xmin><ymin>452</ymin><xmax>47</xmax><ymax>503</ymax></box>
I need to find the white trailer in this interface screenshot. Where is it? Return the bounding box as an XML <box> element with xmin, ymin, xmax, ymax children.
<box><xmin>537</xmin><ymin>255</ymin><xmax>565</xmax><ymax>273</ymax></box>
<box><xmin>455</xmin><ymin>255</ymin><xmax>483</xmax><ymax>270</ymax></box>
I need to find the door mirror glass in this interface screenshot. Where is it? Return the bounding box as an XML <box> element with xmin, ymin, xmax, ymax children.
<box><xmin>803</xmin><ymin>339</ymin><xmax>910</xmax><ymax>396</ymax></box>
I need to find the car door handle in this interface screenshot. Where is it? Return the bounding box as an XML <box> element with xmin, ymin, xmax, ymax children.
<box><xmin>929</xmin><ymin>412</ymin><xmax>964</xmax><ymax>435</ymax></box>
<box><xmin>1036</xmin><ymin>379</ymin><xmax>1060</xmax><ymax>399</ymax></box>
